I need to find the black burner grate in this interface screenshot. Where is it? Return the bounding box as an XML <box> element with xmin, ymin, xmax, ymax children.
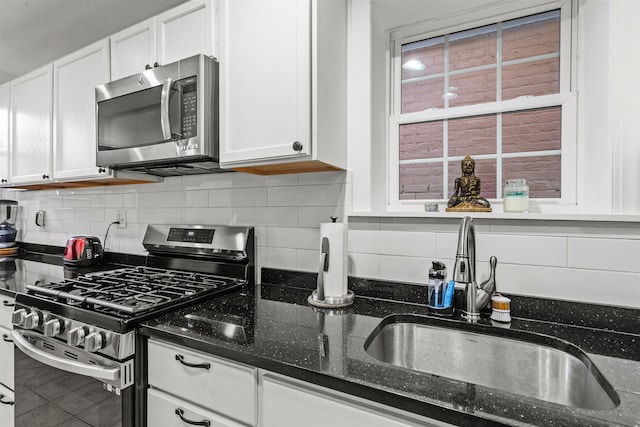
<box><xmin>27</xmin><ymin>266</ymin><xmax>242</xmax><ymax>317</ymax></box>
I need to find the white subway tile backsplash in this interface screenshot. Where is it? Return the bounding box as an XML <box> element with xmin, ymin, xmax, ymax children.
<box><xmin>231</xmin><ymin>187</ymin><xmax>267</xmax><ymax>207</ymax></box>
<box><xmin>62</xmin><ymin>196</ymin><xmax>92</xmax><ymax>208</ymax></box>
<box><xmin>267</xmin><ymin>227</ymin><xmax>320</xmax><ymax>250</ymax></box>
<box><xmin>233</xmin><ymin>207</ymin><xmax>298</xmax><ymax>227</ymax></box>
<box><xmin>297</xmin><ymin>249</ymin><xmax>321</xmax><ymax>272</ymax></box>
<box><xmin>182</xmin><ymin>173</ymin><xmax>234</xmax><ymax>190</ymax></box>
<box><xmin>90</xmin><ymin>194</ymin><xmax>124</xmax><ymax>208</ymax></box>
<box><xmin>348</xmin><ymin>252</ymin><xmax>380</xmax><ymax>279</ymax></box>
<box><xmin>568</xmin><ymin>237</ymin><xmax>640</xmax><ymax>273</ymax></box>
<box><xmin>379</xmin><ymin>255</ymin><xmax>429</xmax><ymax>285</ymax></box>
<box><xmin>208</xmin><ymin>189</ymin><xmax>232</xmax><ymax>207</ymax></box>
<box><xmin>75</xmin><ymin>208</ymin><xmax>105</xmax><ymax>222</ymax></box>
<box><xmin>184</xmin><ymin>190</ymin><xmax>209</xmax><ymax>207</ymax></box>
<box><xmin>478</xmin><ymin>234</ymin><xmax>567</xmax><ymax>267</ymax></box>
<box><xmin>349</xmin><ymin>230</ymin><xmax>437</xmax><ymax>258</ymax></box>
<box><xmin>181</xmin><ymin>208</ymin><xmax>233</xmax><ymax>225</ymax></box>
<box><xmin>262</xmin><ymin>247</ymin><xmax>298</xmax><ymax>271</ymax></box>
<box><xmin>298</xmin><ymin>206</ymin><xmax>345</xmax><ymax>228</ymax></box>
<box><xmin>497</xmin><ymin>264</ymin><xmax>640</xmax><ymax>308</ymax></box>
<box><xmin>137</xmin><ymin>208</ymin><xmax>182</xmax><ymax>224</ymax></box>
<box><xmin>268</xmin><ymin>184</ymin><xmax>344</xmax><ymax>207</ymax></box>
<box><xmin>233</xmin><ymin>172</ymin><xmax>269</xmax><ymax>188</ymax></box>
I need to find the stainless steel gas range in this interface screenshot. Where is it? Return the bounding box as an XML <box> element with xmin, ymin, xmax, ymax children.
<box><xmin>11</xmin><ymin>224</ymin><xmax>254</xmax><ymax>427</ymax></box>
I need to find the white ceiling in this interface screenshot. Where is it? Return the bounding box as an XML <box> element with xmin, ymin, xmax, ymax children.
<box><xmin>0</xmin><ymin>0</ymin><xmax>190</xmax><ymax>85</ymax></box>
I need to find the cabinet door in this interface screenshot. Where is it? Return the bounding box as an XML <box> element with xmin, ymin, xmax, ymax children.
<box><xmin>156</xmin><ymin>0</ymin><xmax>215</xmax><ymax>65</ymax></box>
<box><xmin>53</xmin><ymin>39</ymin><xmax>111</xmax><ymax>180</ymax></box>
<box><xmin>10</xmin><ymin>64</ymin><xmax>53</xmax><ymax>184</ymax></box>
<box><xmin>261</xmin><ymin>374</ymin><xmax>448</xmax><ymax>427</ymax></box>
<box><xmin>110</xmin><ymin>18</ymin><xmax>156</xmax><ymax>80</ymax></box>
<box><xmin>148</xmin><ymin>388</ymin><xmax>245</xmax><ymax>427</ymax></box>
<box><xmin>219</xmin><ymin>0</ymin><xmax>311</xmax><ymax>165</ymax></box>
<box><xmin>0</xmin><ymin>383</ymin><xmax>13</xmax><ymax>427</ymax></box>
<box><xmin>0</xmin><ymin>325</ymin><xmax>13</xmax><ymax>391</ymax></box>
<box><xmin>0</xmin><ymin>83</ymin><xmax>9</xmax><ymax>184</ymax></box>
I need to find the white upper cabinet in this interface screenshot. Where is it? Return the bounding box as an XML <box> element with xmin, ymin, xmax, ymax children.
<box><xmin>111</xmin><ymin>0</ymin><xmax>215</xmax><ymax>80</ymax></box>
<box><xmin>0</xmin><ymin>83</ymin><xmax>10</xmax><ymax>184</ymax></box>
<box><xmin>219</xmin><ymin>0</ymin><xmax>347</xmax><ymax>174</ymax></box>
<box><xmin>9</xmin><ymin>65</ymin><xmax>53</xmax><ymax>184</ymax></box>
<box><xmin>53</xmin><ymin>39</ymin><xmax>111</xmax><ymax>180</ymax></box>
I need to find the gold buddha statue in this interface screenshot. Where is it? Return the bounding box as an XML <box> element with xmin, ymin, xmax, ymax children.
<box><xmin>446</xmin><ymin>156</ymin><xmax>492</xmax><ymax>212</ymax></box>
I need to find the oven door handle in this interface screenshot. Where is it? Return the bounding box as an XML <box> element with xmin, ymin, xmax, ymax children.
<box><xmin>12</xmin><ymin>330</ymin><xmax>120</xmax><ymax>382</ymax></box>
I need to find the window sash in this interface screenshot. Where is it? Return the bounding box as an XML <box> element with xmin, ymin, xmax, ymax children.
<box><xmin>388</xmin><ymin>0</ymin><xmax>576</xmax><ymax>210</ymax></box>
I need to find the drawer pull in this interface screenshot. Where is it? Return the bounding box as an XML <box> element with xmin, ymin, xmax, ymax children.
<box><xmin>175</xmin><ymin>354</ymin><xmax>210</xmax><ymax>370</ymax></box>
<box><xmin>2</xmin><ymin>300</ymin><xmax>14</xmax><ymax>307</ymax></box>
<box><xmin>2</xmin><ymin>333</ymin><xmax>12</xmax><ymax>343</ymax></box>
<box><xmin>175</xmin><ymin>408</ymin><xmax>210</xmax><ymax>426</ymax></box>
<box><xmin>0</xmin><ymin>394</ymin><xmax>14</xmax><ymax>405</ymax></box>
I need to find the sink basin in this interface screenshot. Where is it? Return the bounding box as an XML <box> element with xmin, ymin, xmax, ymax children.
<box><xmin>364</xmin><ymin>314</ymin><xmax>619</xmax><ymax>410</ymax></box>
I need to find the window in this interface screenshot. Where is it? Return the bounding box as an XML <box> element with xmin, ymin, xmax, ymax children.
<box><xmin>389</xmin><ymin>3</ymin><xmax>576</xmax><ymax>210</ymax></box>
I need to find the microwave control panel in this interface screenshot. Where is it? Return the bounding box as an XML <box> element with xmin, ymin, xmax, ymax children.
<box><xmin>180</xmin><ymin>78</ymin><xmax>198</xmax><ymax>139</ymax></box>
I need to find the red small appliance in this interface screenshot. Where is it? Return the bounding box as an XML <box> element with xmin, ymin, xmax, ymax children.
<box><xmin>63</xmin><ymin>236</ymin><xmax>104</xmax><ymax>267</ymax></box>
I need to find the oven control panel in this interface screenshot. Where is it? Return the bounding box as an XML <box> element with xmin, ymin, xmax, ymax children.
<box><xmin>12</xmin><ymin>305</ymin><xmax>135</xmax><ymax>360</ymax></box>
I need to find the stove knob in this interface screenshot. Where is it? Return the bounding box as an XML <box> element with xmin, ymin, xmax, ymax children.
<box><xmin>43</xmin><ymin>319</ymin><xmax>64</xmax><ymax>337</ymax></box>
<box><xmin>85</xmin><ymin>332</ymin><xmax>104</xmax><ymax>353</ymax></box>
<box><xmin>67</xmin><ymin>327</ymin><xmax>86</xmax><ymax>346</ymax></box>
<box><xmin>12</xmin><ymin>309</ymin><xmax>27</xmax><ymax>327</ymax></box>
<box><xmin>24</xmin><ymin>311</ymin><xmax>41</xmax><ymax>330</ymax></box>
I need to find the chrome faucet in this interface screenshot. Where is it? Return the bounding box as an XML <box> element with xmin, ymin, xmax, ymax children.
<box><xmin>452</xmin><ymin>216</ymin><xmax>497</xmax><ymax>322</ymax></box>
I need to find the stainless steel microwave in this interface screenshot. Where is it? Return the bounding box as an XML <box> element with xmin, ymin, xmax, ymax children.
<box><xmin>96</xmin><ymin>54</ymin><xmax>220</xmax><ymax>176</ymax></box>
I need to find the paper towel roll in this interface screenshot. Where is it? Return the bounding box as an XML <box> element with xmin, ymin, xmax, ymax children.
<box><xmin>320</xmin><ymin>220</ymin><xmax>348</xmax><ymax>298</ymax></box>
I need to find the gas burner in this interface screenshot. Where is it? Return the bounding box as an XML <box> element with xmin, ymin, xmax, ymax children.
<box><xmin>26</xmin><ymin>266</ymin><xmax>244</xmax><ymax>317</ymax></box>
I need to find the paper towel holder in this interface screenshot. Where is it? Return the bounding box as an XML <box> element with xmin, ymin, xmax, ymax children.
<box><xmin>308</xmin><ymin>227</ymin><xmax>354</xmax><ymax>309</ymax></box>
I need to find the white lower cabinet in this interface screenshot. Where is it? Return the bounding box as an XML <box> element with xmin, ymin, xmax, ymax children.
<box><xmin>260</xmin><ymin>373</ymin><xmax>453</xmax><ymax>427</ymax></box>
<box><xmin>148</xmin><ymin>388</ymin><xmax>245</xmax><ymax>427</ymax></box>
<box><xmin>147</xmin><ymin>339</ymin><xmax>257</xmax><ymax>426</ymax></box>
<box><xmin>0</xmin><ymin>296</ymin><xmax>15</xmax><ymax>391</ymax></box>
<box><xmin>0</xmin><ymin>383</ymin><xmax>14</xmax><ymax>427</ymax></box>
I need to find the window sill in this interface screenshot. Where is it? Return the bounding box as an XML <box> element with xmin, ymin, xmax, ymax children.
<box><xmin>347</xmin><ymin>210</ymin><xmax>640</xmax><ymax>223</ymax></box>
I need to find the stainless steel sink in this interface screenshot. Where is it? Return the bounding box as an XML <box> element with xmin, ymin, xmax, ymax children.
<box><xmin>364</xmin><ymin>314</ymin><xmax>619</xmax><ymax>410</ymax></box>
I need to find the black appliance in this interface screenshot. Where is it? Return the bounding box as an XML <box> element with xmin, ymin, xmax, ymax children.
<box><xmin>63</xmin><ymin>236</ymin><xmax>104</xmax><ymax>267</ymax></box>
<box><xmin>11</xmin><ymin>224</ymin><xmax>254</xmax><ymax>427</ymax></box>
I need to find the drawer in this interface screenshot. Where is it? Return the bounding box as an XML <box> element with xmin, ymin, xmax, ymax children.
<box><xmin>0</xmin><ymin>383</ymin><xmax>14</xmax><ymax>427</ymax></box>
<box><xmin>148</xmin><ymin>388</ymin><xmax>245</xmax><ymax>427</ymax></box>
<box><xmin>148</xmin><ymin>339</ymin><xmax>256</xmax><ymax>426</ymax></box>
<box><xmin>0</xmin><ymin>325</ymin><xmax>13</xmax><ymax>390</ymax></box>
<box><xmin>0</xmin><ymin>296</ymin><xmax>15</xmax><ymax>329</ymax></box>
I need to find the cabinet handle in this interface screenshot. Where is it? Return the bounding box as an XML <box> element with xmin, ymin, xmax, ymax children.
<box><xmin>175</xmin><ymin>354</ymin><xmax>210</xmax><ymax>370</ymax></box>
<box><xmin>153</xmin><ymin>62</ymin><xmax>160</xmax><ymax>68</ymax></box>
<box><xmin>2</xmin><ymin>300</ymin><xmax>14</xmax><ymax>307</ymax></box>
<box><xmin>98</xmin><ymin>167</ymin><xmax>106</xmax><ymax>173</ymax></box>
<box><xmin>175</xmin><ymin>408</ymin><xmax>210</xmax><ymax>426</ymax></box>
<box><xmin>1</xmin><ymin>179</ymin><xmax>6</xmax><ymax>183</ymax></box>
<box><xmin>292</xmin><ymin>141</ymin><xmax>303</xmax><ymax>152</ymax></box>
<box><xmin>0</xmin><ymin>394</ymin><xmax>14</xmax><ymax>406</ymax></box>
<box><xmin>42</xmin><ymin>174</ymin><xmax>49</xmax><ymax>179</ymax></box>
<box><xmin>2</xmin><ymin>333</ymin><xmax>12</xmax><ymax>343</ymax></box>
<box><xmin>145</xmin><ymin>64</ymin><xmax>152</xmax><ymax>70</ymax></box>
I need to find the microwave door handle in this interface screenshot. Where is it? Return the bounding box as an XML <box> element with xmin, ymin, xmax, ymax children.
<box><xmin>161</xmin><ymin>77</ymin><xmax>173</xmax><ymax>140</ymax></box>
<box><xmin>12</xmin><ymin>330</ymin><xmax>119</xmax><ymax>382</ymax></box>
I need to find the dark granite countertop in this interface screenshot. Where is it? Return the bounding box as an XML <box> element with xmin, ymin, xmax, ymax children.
<box><xmin>140</xmin><ymin>270</ymin><xmax>640</xmax><ymax>427</ymax></box>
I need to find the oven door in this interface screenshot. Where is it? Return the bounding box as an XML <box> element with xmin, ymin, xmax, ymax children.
<box><xmin>12</xmin><ymin>330</ymin><xmax>134</xmax><ymax>427</ymax></box>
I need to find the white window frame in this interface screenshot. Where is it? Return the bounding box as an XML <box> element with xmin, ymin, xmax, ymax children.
<box><xmin>387</xmin><ymin>0</ymin><xmax>577</xmax><ymax>213</ymax></box>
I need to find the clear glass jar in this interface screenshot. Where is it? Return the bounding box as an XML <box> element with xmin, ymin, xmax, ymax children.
<box><xmin>503</xmin><ymin>178</ymin><xmax>529</xmax><ymax>212</ymax></box>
